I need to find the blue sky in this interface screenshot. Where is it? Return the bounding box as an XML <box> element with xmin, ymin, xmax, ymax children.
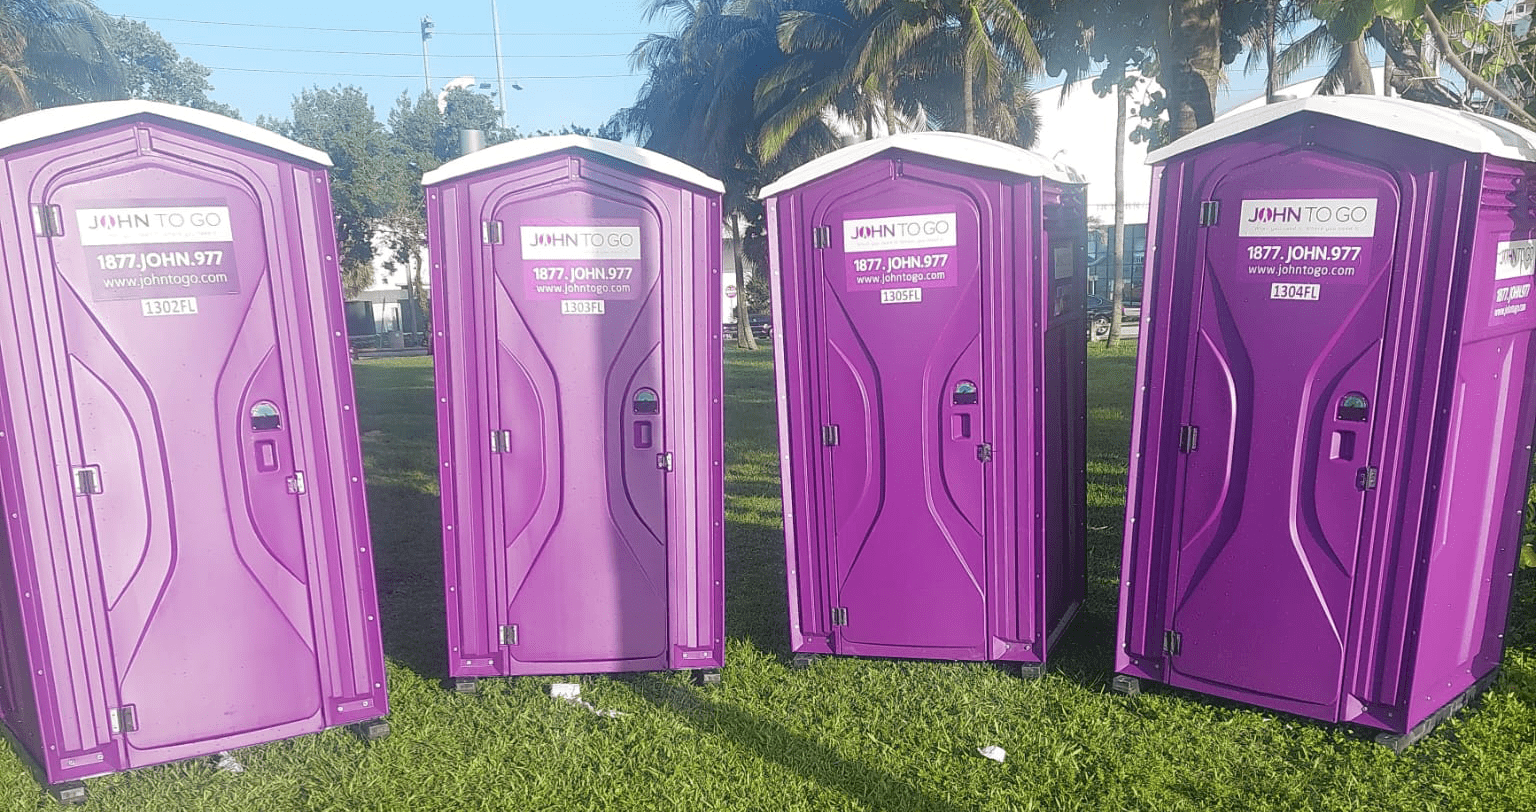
<box><xmin>99</xmin><ymin>2</ymin><xmax>663</xmax><ymax>133</ymax></box>
<box><xmin>97</xmin><ymin>3</ymin><xmax>1503</xmax><ymax>136</ymax></box>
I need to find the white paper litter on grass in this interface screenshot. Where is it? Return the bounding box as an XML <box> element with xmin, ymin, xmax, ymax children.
<box><xmin>977</xmin><ymin>745</ymin><xmax>1007</xmax><ymax>763</ymax></box>
<box><xmin>549</xmin><ymin>682</ymin><xmax>626</xmax><ymax>718</ymax></box>
<box><xmin>214</xmin><ymin>752</ymin><xmax>245</xmax><ymax>773</ymax></box>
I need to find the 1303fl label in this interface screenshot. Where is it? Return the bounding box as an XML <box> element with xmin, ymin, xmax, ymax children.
<box><xmin>140</xmin><ymin>297</ymin><xmax>198</xmax><ymax>316</ymax></box>
<box><xmin>1269</xmin><ymin>283</ymin><xmax>1320</xmax><ymax>301</ymax></box>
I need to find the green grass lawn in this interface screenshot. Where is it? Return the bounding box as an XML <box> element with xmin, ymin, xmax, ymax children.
<box><xmin>1</xmin><ymin>345</ymin><xmax>1533</xmax><ymax>810</ymax></box>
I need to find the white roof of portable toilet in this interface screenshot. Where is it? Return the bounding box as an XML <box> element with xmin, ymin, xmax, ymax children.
<box><xmin>1148</xmin><ymin>94</ymin><xmax>1536</xmax><ymax>164</ymax></box>
<box><xmin>421</xmin><ymin>134</ymin><xmax>725</xmax><ymax>193</ymax></box>
<box><xmin>761</xmin><ymin>131</ymin><xmax>1085</xmax><ymax>198</ymax></box>
<box><xmin>0</xmin><ymin>99</ymin><xmax>332</xmax><ymax>166</ymax></box>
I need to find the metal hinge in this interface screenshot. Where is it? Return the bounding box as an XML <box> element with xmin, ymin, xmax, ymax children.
<box><xmin>831</xmin><ymin>607</ymin><xmax>848</xmax><ymax>626</ymax></box>
<box><xmin>1163</xmin><ymin>630</ymin><xmax>1182</xmax><ymax>656</ymax></box>
<box><xmin>822</xmin><ymin>425</ymin><xmax>840</xmax><ymax>446</ymax></box>
<box><xmin>489</xmin><ymin>429</ymin><xmax>511</xmax><ymax>454</ymax></box>
<box><xmin>108</xmin><ymin>705</ymin><xmax>137</xmax><ymax>734</ymax></box>
<box><xmin>285</xmin><ymin>471</ymin><xmax>307</xmax><ymax>495</ymax></box>
<box><xmin>976</xmin><ymin>442</ymin><xmax>993</xmax><ymax>462</ymax></box>
<box><xmin>1199</xmin><ymin>200</ymin><xmax>1220</xmax><ymax>226</ymax></box>
<box><xmin>1179</xmin><ymin>425</ymin><xmax>1200</xmax><ymax>453</ymax></box>
<box><xmin>481</xmin><ymin>220</ymin><xmax>503</xmax><ymax>245</ymax></box>
<box><xmin>32</xmin><ymin>204</ymin><xmax>64</xmax><ymax>237</ymax></box>
<box><xmin>72</xmin><ymin>465</ymin><xmax>102</xmax><ymax>496</ymax></box>
<box><xmin>499</xmin><ymin>624</ymin><xmax>519</xmax><ymax>646</ymax></box>
<box><xmin>1357</xmin><ymin>465</ymin><xmax>1379</xmax><ymax>491</ymax></box>
<box><xmin>813</xmin><ymin>226</ymin><xmax>831</xmax><ymax>249</ymax></box>
<box><xmin>657</xmin><ymin>452</ymin><xmax>674</xmax><ymax>471</ymax></box>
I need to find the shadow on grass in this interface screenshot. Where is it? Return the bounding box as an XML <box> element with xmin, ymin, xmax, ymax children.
<box><xmin>366</xmin><ymin>482</ymin><xmax>448</xmax><ymax>680</ymax></box>
<box><xmin>626</xmin><ymin>675</ymin><xmax>971</xmax><ymax>812</ymax></box>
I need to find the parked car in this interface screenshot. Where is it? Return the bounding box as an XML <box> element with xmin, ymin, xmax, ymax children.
<box><xmin>748</xmin><ymin>314</ymin><xmax>773</xmax><ymax>340</ymax></box>
<box><xmin>1086</xmin><ymin>294</ymin><xmax>1141</xmax><ymax>339</ymax></box>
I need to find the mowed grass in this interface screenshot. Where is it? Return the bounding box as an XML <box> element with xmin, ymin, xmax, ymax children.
<box><xmin>0</xmin><ymin>346</ymin><xmax>1532</xmax><ymax>810</ymax></box>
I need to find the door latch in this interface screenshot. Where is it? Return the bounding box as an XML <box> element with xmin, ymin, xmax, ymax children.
<box><xmin>1356</xmin><ymin>465</ymin><xmax>1379</xmax><ymax>491</ymax></box>
<box><xmin>285</xmin><ymin>471</ymin><xmax>307</xmax><ymax>495</ymax></box>
<box><xmin>109</xmin><ymin>705</ymin><xmax>138</xmax><ymax>734</ymax></box>
<box><xmin>657</xmin><ymin>452</ymin><xmax>674</xmax><ymax>471</ymax></box>
<box><xmin>976</xmin><ymin>443</ymin><xmax>993</xmax><ymax>462</ymax></box>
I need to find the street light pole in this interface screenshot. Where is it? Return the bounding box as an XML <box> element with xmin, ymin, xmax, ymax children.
<box><xmin>420</xmin><ymin>16</ymin><xmax>434</xmax><ymax>93</ymax></box>
<box><xmin>491</xmin><ymin>2</ymin><xmax>508</xmax><ymax>130</ymax></box>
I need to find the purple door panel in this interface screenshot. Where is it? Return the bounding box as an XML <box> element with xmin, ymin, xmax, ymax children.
<box><xmin>426</xmin><ymin>137</ymin><xmax>724</xmax><ymax>679</ymax></box>
<box><xmin>1118</xmin><ymin>96</ymin><xmax>1536</xmax><ymax>743</ymax></box>
<box><xmin>0</xmin><ymin>101</ymin><xmax>388</xmax><ymax>790</ymax></box>
<box><xmin>764</xmin><ymin>132</ymin><xmax>1087</xmax><ymax>666</ymax></box>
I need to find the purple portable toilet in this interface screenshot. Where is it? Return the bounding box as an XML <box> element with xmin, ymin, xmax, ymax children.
<box><xmin>1115</xmin><ymin>96</ymin><xmax>1536</xmax><ymax>749</ymax></box>
<box><xmin>762</xmin><ymin>132</ymin><xmax>1088</xmax><ymax>673</ymax></box>
<box><xmin>423</xmin><ymin>137</ymin><xmax>725</xmax><ymax>687</ymax></box>
<box><xmin>0</xmin><ymin>101</ymin><xmax>389</xmax><ymax>801</ymax></box>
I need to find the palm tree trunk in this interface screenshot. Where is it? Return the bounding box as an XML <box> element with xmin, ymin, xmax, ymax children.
<box><xmin>731</xmin><ymin>214</ymin><xmax>758</xmax><ymax>351</ymax></box>
<box><xmin>1164</xmin><ymin>0</ymin><xmax>1220</xmax><ymax>141</ymax></box>
<box><xmin>1108</xmin><ymin>82</ymin><xmax>1128</xmax><ymax>348</ymax></box>
<box><xmin>1265</xmin><ymin>0</ymin><xmax>1277</xmax><ymax>103</ymax></box>
<box><xmin>963</xmin><ymin>49</ymin><xmax>976</xmax><ymax>134</ymax></box>
<box><xmin>1339</xmin><ymin>37</ymin><xmax>1374</xmax><ymax>95</ymax></box>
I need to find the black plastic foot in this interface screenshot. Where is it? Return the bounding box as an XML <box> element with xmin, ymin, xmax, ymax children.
<box><xmin>691</xmin><ymin>669</ymin><xmax>722</xmax><ymax>686</ymax></box>
<box><xmin>349</xmin><ymin>718</ymin><xmax>391</xmax><ymax>742</ymax></box>
<box><xmin>790</xmin><ymin>653</ymin><xmax>820</xmax><ymax>670</ymax></box>
<box><xmin>1373</xmin><ymin>672</ymin><xmax>1496</xmax><ymax>753</ymax></box>
<box><xmin>1016</xmin><ymin>662</ymin><xmax>1046</xmax><ymax>680</ymax></box>
<box><xmin>452</xmin><ymin>677</ymin><xmax>479</xmax><ymax>695</ymax></box>
<box><xmin>1110</xmin><ymin>674</ymin><xmax>1142</xmax><ymax>697</ymax></box>
<box><xmin>49</xmin><ymin>781</ymin><xmax>87</xmax><ymax>806</ymax></box>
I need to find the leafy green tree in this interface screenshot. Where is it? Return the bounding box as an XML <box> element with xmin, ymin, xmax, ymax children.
<box><xmin>613</xmin><ymin>0</ymin><xmax>841</xmax><ymax>350</ymax></box>
<box><xmin>0</xmin><ymin>0</ymin><xmax>121</xmax><ymax>118</ymax></box>
<box><xmin>758</xmin><ymin>0</ymin><xmax>1044</xmax><ymax>161</ymax></box>
<box><xmin>265</xmin><ymin>86</ymin><xmax>408</xmax><ymax>297</ymax></box>
<box><xmin>103</xmin><ymin>15</ymin><xmax>238</xmax><ymax>117</ymax></box>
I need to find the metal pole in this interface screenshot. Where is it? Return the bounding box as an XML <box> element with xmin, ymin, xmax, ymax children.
<box><xmin>491</xmin><ymin>1</ymin><xmax>508</xmax><ymax>130</ymax></box>
<box><xmin>420</xmin><ymin>16</ymin><xmax>433</xmax><ymax>93</ymax></box>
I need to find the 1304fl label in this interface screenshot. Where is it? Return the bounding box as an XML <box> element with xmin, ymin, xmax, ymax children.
<box><xmin>1270</xmin><ymin>283</ymin><xmax>1320</xmax><ymax>301</ymax></box>
<box><xmin>140</xmin><ymin>297</ymin><xmax>198</xmax><ymax>316</ymax></box>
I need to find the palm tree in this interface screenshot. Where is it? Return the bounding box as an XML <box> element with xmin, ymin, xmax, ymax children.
<box><xmin>0</xmin><ymin>0</ymin><xmax>121</xmax><ymax>118</ymax></box>
<box><xmin>757</xmin><ymin>0</ymin><xmax>1043</xmax><ymax>161</ymax></box>
<box><xmin>612</xmin><ymin>0</ymin><xmax>839</xmax><ymax>350</ymax></box>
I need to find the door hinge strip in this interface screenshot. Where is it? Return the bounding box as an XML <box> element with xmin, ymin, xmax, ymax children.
<box><xmin>657</xmin><ymin>452</ymin><xmax>674</xmax><ymax>471</ymax></box>
<box><xmin>1179</xmin><ymin>425</ymin><xmax>1200</xmax><ymax>453</ymax></box>
<box><xmin>482</xmin><ymin>220</ymin><xmax>504</xmax><ymax>245</ymax></box>
<box><xmin>1163</xmin><ymin>630</ymin><xmax>1182</xmax><ymax>656</ymax></box>
<box><xmin>499</xmin><ymin>624</ymin><xmax>519</xmax><ymax>646</ymax></box>
<box><xmin>822</xmin><ymin>425</ymin><xmax>840</xmax><ymax>446</ymax></box>
<box><xmin>285</xmin><ymin>471</ymin><xmax>307</xmax><ymax>495</ymax></box>
<box><xmin>1357</xmin><ymin>465</ymin><xmax>1379</xmax><ymax>491</ymax></box>
<box><xmin>1199</xmin><ymin>200</ymin><xmax>1220</xmax><ymax>226</ymax></box>
<box><xmin>72</xmin><ymin>465</ymin><xmax>103</xmax><ymax>496</ymax></box>
<box><xmin>109</xmin><ymin>705</ymin><xmax>137</xmax><ymax>734</ymax></box>
<box><xmin>831</xmin><ymin>607</ymin><xmax>848</xmax><ymax>626</ymax></box>
<box><xmin>813</xmin><ymin>225</ymin><xmax>831</xmax><ymax>249</ymax></box>
<box><xmin>489</xmin><ymin>429</ymin><xmax>511</xmax><ymax>454</ymax></box>
<box><xmin>32</xmin><ymin>204</ymin><xmax>64</xmax><ymax>237</ymax></box>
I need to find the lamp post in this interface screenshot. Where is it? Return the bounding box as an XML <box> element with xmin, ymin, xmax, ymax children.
<box><xmin>420</xmin><ymin>16</ymin><xmax>434</xmax><ymax>93</ymax></box>
<box><xmin>490</xmin><ymin>2</ymin><xmax>508</xmax><ymax>130</ymax></box>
